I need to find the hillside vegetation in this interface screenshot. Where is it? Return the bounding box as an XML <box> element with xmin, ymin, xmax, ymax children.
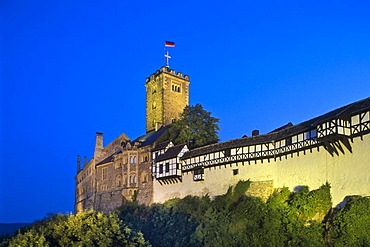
<box><xmin>2</xmin><ymin>181</ymin><xmax>370</xmax><ymax>246</ymax></box>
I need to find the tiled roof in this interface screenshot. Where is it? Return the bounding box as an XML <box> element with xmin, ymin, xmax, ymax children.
<box><xmin>96</xmin><ymin>150</ymin><xmax>122</xmax><ymax>166</ymax></box>
<box><xmin>133</xmin><ymin>125</ymin><xmax>170</xmax><ymax>147</ymax></box>
<box><xmin>152</xmin><ymin>141</ymin><xmax>172</xmax><ymax>152</ymax></box>
<box><xmin>95</xmin><ymin>126</ymin><xmax>170</xmax><ymax>166</ymax></box>
<box><xmin>182</xmin><ymin>97</ymin><xmax>370</xmax><ymax>159</ymax></box>
<box><xmin>155</xmin><ymin>144</ymin><xmax>187</xmax><ymax>162</ymax></box>
<box><xmin>269</xmin><ymin>122</ymin><xmax>293</xmax><ymax>133</ymax></box>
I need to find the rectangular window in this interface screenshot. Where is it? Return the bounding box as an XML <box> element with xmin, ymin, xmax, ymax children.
<box><xmin>193</xmin><ymin>168</ymin><xmax>204</xmax><ymax>181</ymax></box>
<box><xmin>159</xmin><ymin>164</ymin><xmax>163</xmax><ymax>174</ymax></box>
<box><xmin>165</xmin><ymin>162</ymin><xmax>170</xmax><ymax>173</ymax></box>
<box><xmin>102</xmin><ymin>167</ymin><xmax>108</xmax><ymax>180</ymax></box>
<box><xmin>286</xmin><ymin>137</ymin><xmax>292</xmax><ymax>145</ymax></box>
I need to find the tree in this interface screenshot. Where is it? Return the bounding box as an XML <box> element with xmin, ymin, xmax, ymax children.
<box><xmin>7</xmin><ymin>211</ymin><xmax>149</xmax><ymax>247</ymax></box>
<box><xmin>163</xmin><ymin>104</ymin><xmax>220</xmax><ymax>148</ymax></box>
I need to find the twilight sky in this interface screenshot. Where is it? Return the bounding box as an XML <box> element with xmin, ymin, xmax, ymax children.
<box><xmin>1</xmin><ymin>0</ymin><xmax>370</xmax><ymax>223</ymax></box>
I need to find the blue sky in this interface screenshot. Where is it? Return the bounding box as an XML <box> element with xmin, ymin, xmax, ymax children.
<box><xmin>1</xmin><ymin>0</ymin><xmax>370</xmax><ymax>223</ymax></box>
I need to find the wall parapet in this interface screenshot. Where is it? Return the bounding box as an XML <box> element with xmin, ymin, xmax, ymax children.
<box><xmin>146</xmin><ymin>66</ymin><xmax>190</xmax><ymax>83</ymax></box>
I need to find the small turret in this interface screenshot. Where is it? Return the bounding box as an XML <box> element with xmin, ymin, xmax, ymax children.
<box><xmin>77</xmin><ymin>155</ymin><xmax>81</xmax><ymax>173</ymax></box>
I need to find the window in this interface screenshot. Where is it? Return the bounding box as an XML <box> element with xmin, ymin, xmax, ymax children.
<box><xmin>165</xmin><ymin>162</ymin><xmax>170</xmax><ymax>173</ymax></box>
<box><xmin>171</xmin><ymin>84</ymin><xmax>181</xmax><ymax>93</ymax></box>
<box><xmin>159</xmin><ymin>164</ymin><xmax>163</xmax><ymax>174</ymax></box>
<box><xmin>233</xmin><ymin>169</ymin><xmax>239</xmax><ymax>176</ymax></box>
<box><xmin>143</xmin><ymin>155</ymin><xmax>149</xmax><ymax>162</ymax></box>
<box><xmin>310</xmin><ymin>129</ymin><xmax>317</xmax><ymax>139</ymax></box>
<box><xmin>193</xmin><ymin>168</ymin><xmax>204</xmax><ymax>181</ymax></box>
<box><xmin>129</xmin><ymin>174</ymin><xmax>136</xmax><ymax>185</ymax></box>
<box><xmin>286</xmin><ymin>137</ymin><xmax>292</xmax><ymax>145</ymax></box>
<box><xmin>102</xmin><ymin>167</ymin><xmax>108</xmax><ymax>180</ymax></box>
<box><xmin>224</xmin><ymin>149</ymin><xmax>231</xmax><ymax>157</ymax></box>
<box><xmin>130</xmin><ymin>155</ymin><xmax>137</xmax><ymax>164</ymax></box>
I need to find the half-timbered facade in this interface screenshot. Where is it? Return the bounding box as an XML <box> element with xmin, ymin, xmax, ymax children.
<box><xmin>152</xmin><ymin>97</ymin><xmax>370</xmax><ymax>206</ymax></box>
<box><xmin>153</xmin><ymin>144</ymin><xmax>188</xmax><ymax>183</ymax></box>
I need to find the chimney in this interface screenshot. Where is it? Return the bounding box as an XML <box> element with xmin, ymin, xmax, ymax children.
<box><xmin>83</xmin><ymin>156</ymin><xmax>87</xmax><ymax>166</ymax></box>
<box><xmin>252</xmin><ymin>129</ymin><xmax>259</xmax><ymax>137</ymax></box>
<box><xmin>94</xmin><ymin>132</ymin><xmax>103</xmax><ymax>160</ymax></box>
<box><xmin>77</xmin><ymin>155</ymin><xmax>81</xmax><ymax>173</ymax></box>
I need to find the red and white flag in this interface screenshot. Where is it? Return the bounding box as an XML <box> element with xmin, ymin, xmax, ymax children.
<box><xmin>165</xmin><ymin>41</ymin><xmax>175</xmax><ymax>47</ymax></box>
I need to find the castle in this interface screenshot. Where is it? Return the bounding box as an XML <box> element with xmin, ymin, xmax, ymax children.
<box><xmin>75</xmin><ymin>66</ymin><xmax>370</xmax><ymax>213</ymax></box>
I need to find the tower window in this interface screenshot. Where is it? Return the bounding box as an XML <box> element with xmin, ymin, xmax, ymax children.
<box><xmin>172</xmin><ymin>84</ymin><xmax>181</xmax><ymax>93</ymax></box>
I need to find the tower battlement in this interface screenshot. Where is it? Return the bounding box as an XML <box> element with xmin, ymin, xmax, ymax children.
<box><xmin>146</xmin><ymin>66</ymin><xmax>190</xmax><ymax>83</ymax></box>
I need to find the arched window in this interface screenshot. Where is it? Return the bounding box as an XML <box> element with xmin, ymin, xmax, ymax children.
<box><xmin>130</xmin><ymin>155</ymin><xmax>137</xmax><ymax>164</ymax></box>
<box><xmin>129</xmin><ymin>173</ymin><xmax>137</xmax><ymax>185</ymax></box>
<box><xmin>116</xmin><ymin>175</ymin><xmax>122</xmax><ymax>187</ymax></box>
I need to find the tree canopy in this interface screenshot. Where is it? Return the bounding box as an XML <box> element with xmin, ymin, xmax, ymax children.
<box><xmin>3</xmin><ymin>211</ymin><xmax>149</xmax><ymax>247</ymax></box>
<box><xmin>161</xmin><ymin>104</ymin><xmax>220</xmax><ymax>148</ymax></box>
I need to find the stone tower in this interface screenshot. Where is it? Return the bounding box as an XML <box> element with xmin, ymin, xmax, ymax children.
<box><xmin>145</xmin><ymin>66</ymin><xmax>190</xmax><ymax>132</ymax></box>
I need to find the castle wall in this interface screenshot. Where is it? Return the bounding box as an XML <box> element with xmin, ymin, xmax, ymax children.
<box><xmin>136</xmin><ymin>147</ymin><xmax>153</xmax><ymax>204</ymax></box>
<box><xmin>153</xmin><ymin>134</ymin><xmax>370</xmax><ymax>206</ymax></box>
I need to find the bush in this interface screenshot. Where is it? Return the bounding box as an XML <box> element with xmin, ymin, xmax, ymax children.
<box><xmin>329</xmin><ymin>196</ymin><xmax>370</xmax><ymax>246</ymax></box>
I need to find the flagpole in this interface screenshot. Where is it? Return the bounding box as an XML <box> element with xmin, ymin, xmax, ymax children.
<box><xmin>164</xmin><ymin>41</ymin><xmax>175</xmax><ymax>68</ymax></box>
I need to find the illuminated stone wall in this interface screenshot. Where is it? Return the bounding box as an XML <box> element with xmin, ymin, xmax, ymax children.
<box><xmin>153</xmin><ymin>134</ymin><xmax>370</xmax><ymax>207</ymax></box>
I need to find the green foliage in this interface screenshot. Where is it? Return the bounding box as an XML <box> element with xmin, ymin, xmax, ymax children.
<box><xmin>265</xmin><ymin>184</ymin><xmax>332</xmax><ymax>246</ymax></box>
<box><xmin>160</xmin><ymin>104</ymin><xmax>220</xmax><ymax>148</ymax></box>
<box><xmin>116</xmin><ymin>202</ymin><xmax>200</xmax><ymax>247</ymax></box>
<box><xmin>4</xmin><ymin>183</ymin><xmax>369</xmax><ymax>247</ymax></box>
<box><xmin>6</xmin><ymin>211</ymin><xmax>149</xmax><ymax>247</ymax></box>
<box><xmin>9</xmin><ymin>228</ymin><xmax>48</xmax><ymax>247</ymax></box>
<box><xmin>114</xmin><ymin>182</ymin><xmax>337</xmax><ymax>247</ymax></box>
<box><xmin>329</xmin><ymin>196</ymin><xmax>370</xmax><ymax>246</ymax></box>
